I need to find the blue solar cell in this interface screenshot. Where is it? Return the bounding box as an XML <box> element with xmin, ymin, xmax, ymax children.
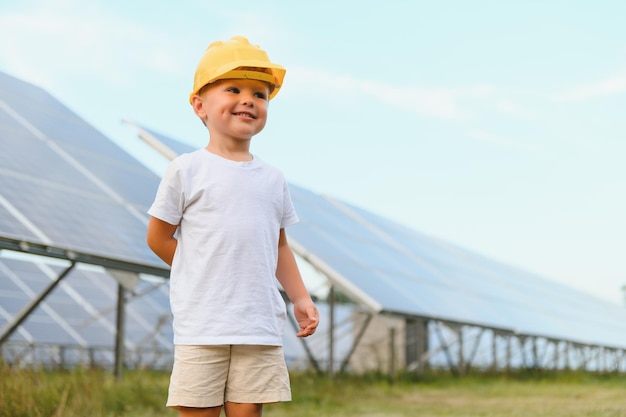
<box><xmin>45</xmin><ymin>295</ymin><xmax>87</xmax><ymax>318</ymax></box>
<box><xmin>2</xmin><ymin>175</ymin><xmax>159</xmax><ymax>265</ymax></box>
<box><xmin>64</xmin><ymin>142</ymin><xmax>160</xmax><ymax>209</ymax></box>
<box><xmin>0</xmin><ymin>293</ymin><xmax>29</xmax><ymax>315</ymax></box>
<box><xmin>0</xmin><ymin>204</ymin><xmax>36</xmax><ymax>239</ymax></box>
<box><xmin>0</xmin><ymin>72</ymin><xmax>134</xmax><ymax>162</ymax></box>
<box><xmin>20</xmin><ymin>316</ymin><xmax>79</xmax><ymax>345</ymax></box>
<box><xmin>0</xmin><ymin>125</ymin><xmax>98</xmax><ymax>194</ymax></box>
<box><xmin>78</xmin><ymin>324</ymin><xmax>115</xmax><ymax>346</ymax></box>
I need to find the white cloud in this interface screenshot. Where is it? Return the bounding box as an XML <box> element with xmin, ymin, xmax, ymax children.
<box><xmin>551</xmin><ymin>74</ymin><xmax>626</xmax><ymax>102</ymax></box>
<box><xmin>287</xmin><ymin>66</ymin><xmax>496</xmax><ymax>120</ymax></box>
<box><xmin>0</xmin><ymin>1</ymin><xmax>186</xmax><ymax>89</ymax></box>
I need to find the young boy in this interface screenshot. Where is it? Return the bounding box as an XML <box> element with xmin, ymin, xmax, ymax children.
<box><xmin>146</xmin><ymin>36</ymin><xmax>319</xmax><ymax>417</ymax></box>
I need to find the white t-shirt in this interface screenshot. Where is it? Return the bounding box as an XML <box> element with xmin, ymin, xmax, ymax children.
<box><xmin>148</xmin><ymin>149</ymin><xmax>299</xmax><ymax>346</ymax></box>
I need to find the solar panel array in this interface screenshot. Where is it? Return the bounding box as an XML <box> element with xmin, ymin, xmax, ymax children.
<box><xmin>134</xmin><ymin>124</ymin><xmax>626</xmax><ymax>350</ymax></box>
<box><xmin>2</xmin><ymin>69</ymin><xmax>626</xmax><ymax>372</ymax></box>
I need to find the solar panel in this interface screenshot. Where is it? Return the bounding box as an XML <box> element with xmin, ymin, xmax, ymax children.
<box><xmin>0</xmin><ymin>71</ymin><xmax>163</xmax><ymax>269</ymax></box>
<box><xmin>289</xmin><ymin>190</ymin><xmax>626</xmax><ymax>347</ymax></box>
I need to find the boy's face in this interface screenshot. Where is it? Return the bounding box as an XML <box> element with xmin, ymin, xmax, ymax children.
<box><xmin>192</xmin><ymin>78</ymin><xmax>271</xmax><ymax>141</ymax></box>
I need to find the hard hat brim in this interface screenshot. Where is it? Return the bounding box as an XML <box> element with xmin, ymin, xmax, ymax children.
<box><xmin>189</xmin><ymin>61</ymin><xmax>286</xmax><ymax>103</ymax></box>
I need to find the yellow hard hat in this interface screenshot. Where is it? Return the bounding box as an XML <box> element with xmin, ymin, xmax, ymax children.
<box><xmin>189</xmin><ymin>36</ymin><xmax>286</xmax><ymax>103</ymax></box>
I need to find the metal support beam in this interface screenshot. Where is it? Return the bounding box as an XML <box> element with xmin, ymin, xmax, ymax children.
<box><xmin>491</xmin><ymin>332</ymin><xmax>498</xmax><ymax>371</ymax></box>
<box><xmin>417</xmin><ymin>319</ymin><xmax>429</xmax><ymax>374</ymax></box>
<box><xmin>434</xmin><ymin>321</ymin><xmax>457</xmax><ymax>376</ymax></box>
<box><xmin>519</xmin><ymin>336</ymin><xmax>528</xmax><ymax>368</ymax></box>
<box><xmin>0</xmin><ymin>237</ymin><xmax>169</xmax><ymax>278</ymax></box>
<box><xmin>328</xmin><ymin>285</ymin><xmax>335</xmax><ymax>376</ymax></box>
<box><xmin>553</xmin><ymin>340</ymin><xmax>560</xmax><ymax>370</ymax></box>
<box><xmin>532</xmin><ymin>337</ymin><xmax>539</xmax><ymax>368</ymax></box>
<box><xmin>113</xmin><ymin>283</ymin><xmax>126</xmax><ymax>381</ymax></box>
<box><xmin>506</xmin><ymin>334</ymin><xmax>512</xmax><ymax>372</ymax></box>
<box><xmin>457</xmin><ymin>325</ymin><xmax>464</xmax><ymax>376</ymax></box>
<box><xmin>465</xmin><ymin>328</ymin><xmax>485</xmax><ymax>373</ymax></box>
<box><xmin>405</xmin><ymin>318</ymin><xmax>429</xmax><ymax>374</ymax></box>
<box><xmin>0</xmin><ymin>262</ymin><xmax>76</xmax><ymax>346</ymax></box>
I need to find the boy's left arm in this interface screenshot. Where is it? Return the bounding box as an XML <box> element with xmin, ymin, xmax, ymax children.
<box><xmin>276</xmin><ymin>228</ymin><xmax>319</xmax><ymax>337</ymax></box>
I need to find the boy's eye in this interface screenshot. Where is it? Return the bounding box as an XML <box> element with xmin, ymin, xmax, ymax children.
<box><xmin>224</xmin><ymin>86</ymin><xmax>267</xmax><ymax>99</ymax></box>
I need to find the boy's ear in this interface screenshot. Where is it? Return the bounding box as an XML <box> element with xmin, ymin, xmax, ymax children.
<box><xmin>191</xmin><ymin>95</ymin><xmax>207</xmax><ymax>119</ymax></box>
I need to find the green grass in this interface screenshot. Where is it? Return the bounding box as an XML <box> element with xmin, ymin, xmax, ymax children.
<box><xmin>0</xmin><ymin>364</ymin><xmax>170</xmax><ymax>417</ymax></box>
<box><xmin>2</xmin><ymin>363</ymin><xmax>626</xmax><ymax>417</ymax></box>
<box><xmin>269</xmin><ymin>371</ymin><xmax>626</xmax><ymax>417</ymax></box>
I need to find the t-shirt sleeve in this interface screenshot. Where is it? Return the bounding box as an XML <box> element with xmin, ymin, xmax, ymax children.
<box><xmin>147</xmin><ymin>159</ymin><xmax>185</xmax><ymax>226</ymax></box>
<box><xmin>281</xmin><ymin>180</ymin><xmax>299</xmax><ymax>228</ymax></box>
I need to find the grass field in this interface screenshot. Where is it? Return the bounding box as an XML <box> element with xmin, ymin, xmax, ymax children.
<box><xmin>2</xmin><ymin>363</ymin><xmax>626</xmax><ymax>417</ymax></box>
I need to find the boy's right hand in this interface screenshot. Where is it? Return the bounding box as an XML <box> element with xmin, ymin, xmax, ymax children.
<box><xmin>293</xmin><ymin>299</ymin><xmax>319</xmax><ymax>337</ymax></box>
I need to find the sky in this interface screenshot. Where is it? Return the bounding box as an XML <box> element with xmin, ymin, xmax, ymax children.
<box><xmin>1</xmin><ymin>0</ymin><xmax>625</xmax><ymax>305</ymax></box>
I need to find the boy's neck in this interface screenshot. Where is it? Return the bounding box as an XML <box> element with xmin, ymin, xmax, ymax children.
<box><xmin>205</xmin><ymin>141</ymin><xmax>253</xmax><ymax>162</ymax></box>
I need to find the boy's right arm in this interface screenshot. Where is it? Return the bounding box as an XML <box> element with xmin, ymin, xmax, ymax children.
<box><xmin>146</xmin><ymin>216</ymin><xmax>178</xmax><ymax>266</ymax></box>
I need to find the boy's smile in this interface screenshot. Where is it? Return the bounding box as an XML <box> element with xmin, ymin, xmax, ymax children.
<box><xmin>234</xmin><ymin>111</ymin><xmax>254</xmax><ymax>118</ymax></box>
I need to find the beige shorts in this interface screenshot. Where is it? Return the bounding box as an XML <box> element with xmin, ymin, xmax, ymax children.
<box><xmin>166</xmin><ymin>345</ymin><xmax>291</xmax><ymax>408</ymax></box>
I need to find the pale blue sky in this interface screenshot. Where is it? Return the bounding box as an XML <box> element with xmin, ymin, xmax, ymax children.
<box><xmin>1</xmin><ymin>0</ymin><xmax>625</xmax><ymax>304</ymax></box>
